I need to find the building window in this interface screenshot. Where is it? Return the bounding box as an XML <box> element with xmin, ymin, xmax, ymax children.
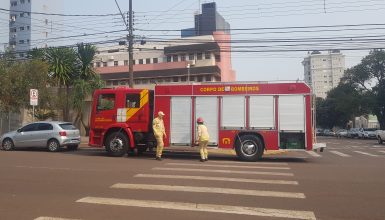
<box><xmin>205</xmin><ymin>75</ymin><xmax>211</xmax><ymax>82</ymax></box>
<box><xmin>124</xmin><ymin>60</ymin><xmax>128</xmax><ymax>66</ymax></box>
<box><xmin>189</xmin><ymin>53</ymin><xmax>194</xmax><ymax>61</ymax></box>
<box><xmin>173</xmin><ymin>55</ymin><xmax>178</xmax><ymax>62</ymax></box>
<box><xmin>142</xmin><ymin>79</ymin><xmax>148</xmax><ymax>84</ymax></box>
<box><xmin>114</xmin><ymin>61</ymin><xmax>118</xmax><ymax>66</ymax></box>
<box><xmin>20</xmin><ymin>13</ymin><xmax>24</xmax><ymax>17</ymax></box>
<box><xmin>181</xmin><ymin>54</ymin><xmax>186</xmax><ymax>61</ymax></box>
<box><xmin>146</xmin><ymin>58</ymin><xmax>151</xmax><ymax>64</ymax></box>
<box><xmin>167</xmin><ymin>56</ymin><xmax>172</xmax><ymax>62</ymax></box>
<box><xmin>19</xmin><ymin>53</ymin><xmax>24</xmax><ymax>57</ymax></box>
<box><xmin>10</xmin><ymin>28</ymin><xmax>16</xmax><ymax>33</ymax></box>
<box><xmin>181</xmin><ymin>76</ymin><xmax>187</xmax><ymax>82</ymax></box>
<box><xmin>197</xmin><ymin>53</ymin><xmax>203</xmax><ymax>60</ymax></box>
<box><xmin>153</xmin><ymin>58</ymin><xmax>158</xmax><ymax>63</ymax></box>
<box><xmin>139</xmin><ymin>59</ymin><xmax>144</xmax><ymax>64</ymax></box>
<box><xmin>120</xmin><ymin>81</ymin><xmax>127</xmax><ymax>85</ymax></box>
<box><xmin>215</xmin><ymin>54</ymin><xmax>221</xmax><ymax>62</ymax></box>
<box><xmin>19</xmin><ymin>26</ymin><xmax>25</xmax><ymax>31</ymax></box>
<box><xmin>96</xmin><ymin>62</ymin><xmax>101</xmax><ymax>67</ymax></box>
<box><xmin>21</xmin><ymin>0</ymin><xmax>25</xmax><ymax>3</ymax></box>
<box><xmin>165</xmin><ymin>78</ymin><xmax>171</xmax><ymax>82</ymax></box>
<box><xmin>11</xmin><ymin>1</ymin><xmax>17</xmax><ymax>6</ymax></box>
<box><xmin>19</xmin><ymin>40</ymin><xmax>24</xmax><ymax>44</ymax></box>
<box><xmin>28</xmin><ymin>0</ymin><xmax>30</xmax><ymax>3</ymax></box>
<box><xmin>133</xmin><ymin>60</ymin><xmax>136</xmax><ymax>65</ymax></box>
<box><xmin>103</xmin><ymin>62</ymin><xmax>107</xmax><ymax>67</ymax></box>
<box><xmin>27</xmin><ymin>39</ymin><xmax>30</xmax><ymax>44</ymax></box>
<box><xmin>197</xmin><ymin>76</ymin><xmax>203</xmax><ymax>82</ymax></box>
<box><xmin>205</xmin><ymin>52</ymin><xmax>211</xmax><ymax>59</ymax></box>
<box><xmin>27</xmin><ymin>26</ymin><xmax>30</xmax><ymax>30</ymax></box>
<box><xmin>27</xmin><ymin>12</ymin><xmax>30</xmax><ymax>16</ymax></box>
<box><xmin>112</xmin><ymin>81</ymin><xmax>118</xmax><ymax>86</ymax></box>
<box><xmin>173</xmin><ymin>77</ymin><xmax>179</xmax><ymax>82</ymax></box>
<box><xmin>134</xmin><ymin>79</ymin><xmax>140</xmax><ymax>84</ymax></box>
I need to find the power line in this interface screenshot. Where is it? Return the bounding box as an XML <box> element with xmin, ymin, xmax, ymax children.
<box><xmin>0</xmin><ymin>7</ymin><xmax>120</xmax><ymax>17</ymax></box>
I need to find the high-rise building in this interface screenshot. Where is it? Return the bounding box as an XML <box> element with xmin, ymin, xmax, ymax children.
<box><xmin>8</xmin><ymin>0</ymin><xmax>57</xmax><ymax>58</ymax></box>
<box><xmin>181</xmin><ymin>2</ymin><xmax>230</xmax><ymax>38</ymax></box>
<box><xmin>302</xmin><ymin>50</ymin><xmax>345</xmax><ymax>98</ymax></box>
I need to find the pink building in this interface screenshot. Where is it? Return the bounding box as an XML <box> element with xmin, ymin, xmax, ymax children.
<box><xmin>94</xmin><ymin>2</ymin><xmax>236</xmax><ymax>87</ymax></box>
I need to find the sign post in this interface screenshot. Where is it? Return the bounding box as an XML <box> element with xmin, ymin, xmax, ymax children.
<box><xmin>30</xmin><ymin>89</ymin><xmax>38</xmax><ymax>122</ymax></box>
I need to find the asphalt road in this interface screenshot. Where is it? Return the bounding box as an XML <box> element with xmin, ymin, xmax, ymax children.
<box><xmin>0</xmin><ymin>136</ymin><xmax>384</xmax><ymax>220</ymax></box>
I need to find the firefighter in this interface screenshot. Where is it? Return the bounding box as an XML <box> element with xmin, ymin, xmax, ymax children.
<box><xmin>153</xmin><ymin>111</ymin><xmax>166</xmax><ymax>161</ymax></box>
<box><xmin>196</xmin><ymin>117</ymin><xmax>210</xmax><ymax>162</ymax></box>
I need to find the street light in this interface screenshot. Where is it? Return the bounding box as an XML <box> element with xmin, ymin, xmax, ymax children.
<box><xmin>187</xmin><ymin>63</ymin><xmax>191</xmax><ymax>83</ymax></box>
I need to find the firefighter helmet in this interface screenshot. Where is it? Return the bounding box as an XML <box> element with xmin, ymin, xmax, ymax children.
<box><xmin>197</xmin><ymin>117</ymin><xmax>204</xmax><ymax>123</ymax></box>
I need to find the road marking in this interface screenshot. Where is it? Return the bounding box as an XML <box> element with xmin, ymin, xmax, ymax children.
<box><xmin>351</xmin><ymin>146</ymin><xmax>361</xmax><ymax>148</ymax></box>
<box><xmin>165</xmin><ymin>163</ymin><xmax>290</xmax><ymax>170</ymax></box>
<box><xmin>306</xmin><ymin>151</ymin><xmax>321</xmax><ymax>157</ymax></box>
<box><xmin>134</xmin><ymin>174</ymin><xmax>298</xmax><ymax>185</ymax></box>
<box><xmin>378</xmin><ymin>150</ymin><xmax>385</xmax><ymax>154</ymax></box>
<box><xmin>208</xmin><ymin>160</ymin><xmax>288</xmax><ymax>166</ymax></box>
<box><xmin>354</xmin><ymin>151</ymin><xmax>379</xmax><ymax>157</ymax></box>
<box><xmin>34</xmin><ymin>217</ymin><xmax>81</xmax><ymax>220</ymax></box>
<box><xmin>153</xmin><ymin>167</ymin><xmax>294</xmax><ymax>176</ymax></box>
<box><xmin>111</xmin><ymin>183</ymin><xmax>305</xmax><ymax>199</ymax></box>
<box><xmin>329</xmin><ymin>151</ymin><xmax>351</xmax><ymax>157</ymax></box>
<box><xmin>77</xmin><ymin>197</ymin><xmax>315</xmax><ymax>219</ymax></box>
<box><xmin>372</xmin><ymin>145</ymin><xmax>385</xmax><ymax>148</ymax></box>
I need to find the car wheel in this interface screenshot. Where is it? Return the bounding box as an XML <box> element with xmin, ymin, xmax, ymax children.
<box><xmin>235</xmin><ymin>135</ymin><xmax>264</xmax><ymax>162</ymax></box>
<box><xmin>105</xmin><ymin>132</ymin><xmax>129</xmax><ymax>157</ymax></box>
<box><xmin>379</xmin><ymin>137</ymin><xmax>384</xmax><ymax>144</ymax></box>
<box><xmin>67</xmin><ymin>145</ymin><xmax>79</xmax><ymax>151</ymax></box>
<box><xmin>47</xmin><ymin>139</ymin><xmax>60</xmax><ymax>152</ymax></box>
<box><xmin>2</xmin><ymin>138</ymin><xmax>14</xmax><ymax>151</ymax></box>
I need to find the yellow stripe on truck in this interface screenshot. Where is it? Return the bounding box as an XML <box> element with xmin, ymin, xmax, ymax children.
<box><xmin>125</xmin><ymin>90</ymin><xmax>149</xmax><ymax>121</ymax></box>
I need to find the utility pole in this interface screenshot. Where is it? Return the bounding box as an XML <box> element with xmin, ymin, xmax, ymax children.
<box><xmin>128</xmin><ymin>0</ymin><xmax>134</xmax><ymax>88</ymax></box>
<box><xmin>115</xmin><ymin>0</ymin><xmax>134</xmax><ymax>88</ymax></box>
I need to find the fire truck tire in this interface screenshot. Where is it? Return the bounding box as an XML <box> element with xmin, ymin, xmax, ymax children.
<box><xmin>235</xmin><ymin>135</ymin><xmax>264</xmax><ymax>161</ymax></box>
<box><xmin>105</xmin><ymin>132</ymin><xmax>129</xmax><ymax>157</ymax></box>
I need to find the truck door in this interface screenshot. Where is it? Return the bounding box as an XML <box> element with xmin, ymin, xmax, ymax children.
<box><xmin>195</xmin><ymin>96</ymin><xmax>218</xmax><ymax>145</ymax></box>
<box><xmin>170</xmin><ymin>97</ymin><xmax>192</xmax><ymax>145</ymax></box>
<box><xmin>94</xmin><ymin>93</ymin><xmax>117</xmax><ymax>130</ymax></box>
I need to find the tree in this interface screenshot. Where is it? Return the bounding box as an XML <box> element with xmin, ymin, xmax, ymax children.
<box><xmin>344</xmin><ymin>49</ymin><xmax>385</xmax><ymax>129</ymax></box>
<box><xmin>71</xmin><ymin>43</ymin><xmax>104</xmax><ymax>134</ymax></box>
<box><xmin>0</xmin><ymin>58</ymin><xmax>51</xmax><ymax>116</ymax></box>
<box><xmin>44</xmin><ymin>47</ymin><xmax>78</xmax><ymax>121</ymax></box>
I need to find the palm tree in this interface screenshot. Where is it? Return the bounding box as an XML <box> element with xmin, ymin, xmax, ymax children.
<box><xmin>44</xmin><ymin>47</ymin><xmax>77</xmax><ymax>121</ymax></box>
<box><xmin>72</xmin><ymin>43</ymin><xmax>104</xmax><ymax>134</ymax></box>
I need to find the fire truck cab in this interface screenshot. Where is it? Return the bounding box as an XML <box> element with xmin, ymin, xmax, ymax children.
<box><xmin>89</xmin><ymin>82</ymin><xmax>324</xmax><ymax>161</ymax></box>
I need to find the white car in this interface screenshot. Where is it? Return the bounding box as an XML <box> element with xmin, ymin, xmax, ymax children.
<box><xmin>1</xmin><ymin>121</ymin><xmax>80</xmax><ymax>152</ymax></box>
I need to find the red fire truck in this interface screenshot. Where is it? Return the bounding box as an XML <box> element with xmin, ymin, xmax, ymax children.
<box><xmin>89</xmin><ymin>82</ymin><xmax>324</xmax><ymax>161</ymax></box>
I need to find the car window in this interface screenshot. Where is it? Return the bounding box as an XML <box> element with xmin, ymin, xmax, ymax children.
<box><xmin>126</xmin><ymin>93</ymin><xmax>140</xmax><ymax>108</ymax></box>
<box><xmin>59</xmin><ymin>123</ymin><xmax>77</xmax><ymax>130</ymax></box>
<box><xmin>37</xmin><ymin>123</ymin><xmax>53</xmax><ymax>131</ymax></box>
<box><xmin>21</xmin><ymin>123</ymin><xmax>37</xmax><ymax>132</ymax></box>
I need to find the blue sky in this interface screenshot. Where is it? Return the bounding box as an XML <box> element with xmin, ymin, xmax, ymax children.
<box><xmin>1</xmin><ymin>0</ymin><xmax>385</xmax><ymax>81</ymax></box>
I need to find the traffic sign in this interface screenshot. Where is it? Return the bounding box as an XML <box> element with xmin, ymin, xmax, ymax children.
<box><xmin>30</xmin><ymin>89</ymin><xmax>38</xmax><ymax>106</ymax></box>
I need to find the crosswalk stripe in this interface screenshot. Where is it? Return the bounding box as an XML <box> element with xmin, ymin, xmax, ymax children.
<box><xmin>378</xmin><ymin>150</ymin><xmax>385</xmax><ymax>154</ymax></box>
<box><xmin>77</xmin><ymin>197</ymin><xmax>316</xmax><ymax>219</ymax></box>
<box><xmin>329</xmin><ymin>151</ymin><xmax>351</xmax><ymax>157</ymax></box>
<box><xmin>34</xmin><ymin>217</ymin><xmax>81</xmax><ymax>220</ymax></box>
<box><xmin>208</xmin><ymin>161</ymin><xmax>289</xmax><ymax>166</ymax></box>
<box><xmin>111</xmin><ymin>183</ymin><xmax>305</xmax><ymax>199</ymax></box>
<box><xmin>134</xmin><ymin>174</ymin><xmax>299</xmax><ymax>185</ymax></box>
<box><xmin>306</xmin><ymin>151</ymin><xmax>322</xmax><ymax>157</ymax></box>
<box><xmin>354</xmin><ymin>151</ymin><xmax>379</xmax><ymax>157</ymax></box>
<box><xmin>153</xmin><ymin>167</ymin><xmax>294</xmax><ymax>176</ymax></box>
<box><xmin>165</xmin><ymin>162</ymin><xmax>290</xmax><ymax>170</ymax></box>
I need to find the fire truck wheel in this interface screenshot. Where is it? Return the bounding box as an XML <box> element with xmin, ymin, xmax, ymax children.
<box><xmin>105</xmin><ymin>132</ymin><xmax>129</xmax><ymax>157</ymax></box>
<box><xmin>235</xmin><ymin>135</ymin><xmax>264</xmax><ymax>161</ymax></box>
